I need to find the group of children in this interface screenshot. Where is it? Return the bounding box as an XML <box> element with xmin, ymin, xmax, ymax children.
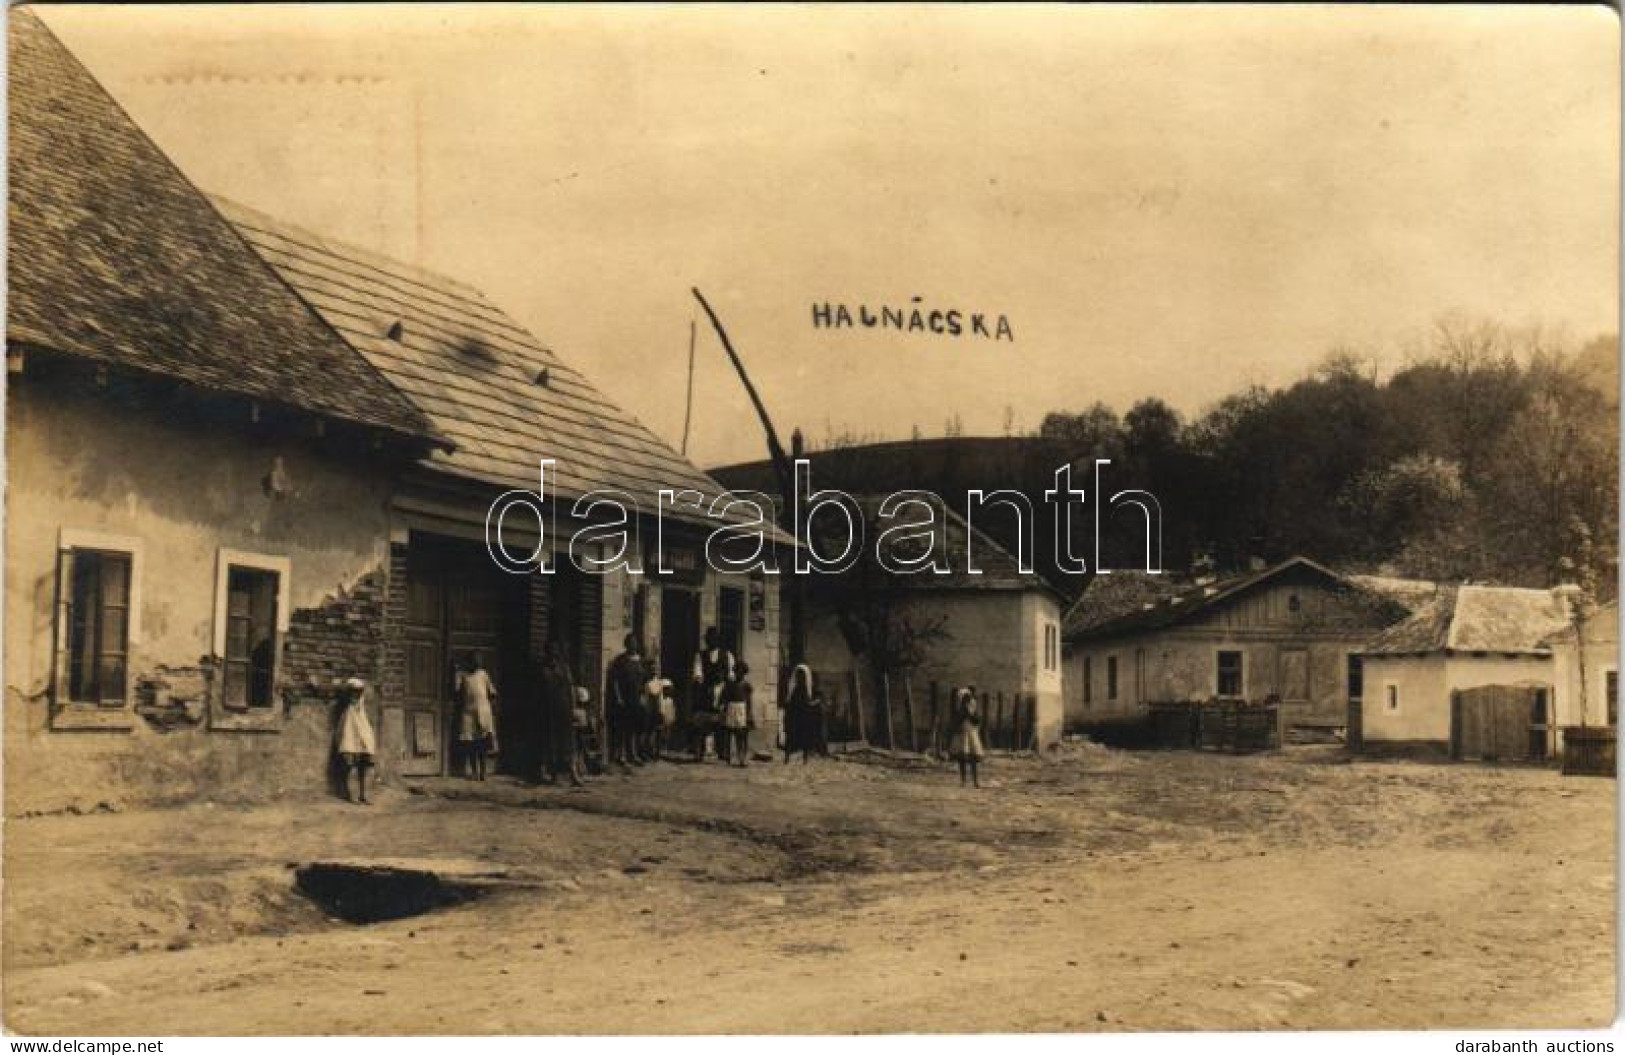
<box><xmin>327</xmin><ymin>643</ymin><xmax>993</xmax><ymax>804</ymax></box>
<box><xmin>608</xmin><ymin>630</ymin><xmax>755</xmax><ymax>768</ymax></box>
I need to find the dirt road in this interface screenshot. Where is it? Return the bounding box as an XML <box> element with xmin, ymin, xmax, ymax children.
<box><xmin>3</xmin><ymin>746</ymin><xmax>1615</xmax><ymax>1033</ymax></box>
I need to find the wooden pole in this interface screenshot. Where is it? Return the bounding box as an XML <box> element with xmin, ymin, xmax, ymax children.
<box><xmin>881</xmin><ymin>673</ymin><xmax>897</xmax><ymax>750</ymax></box>
<box><xmin>690</xmin><ymin>287</ymin><xmax>805</xmax><ymax>669</ymax></box>
<box><xmin>902</xmin><ymin>676</ymin><xmax>919</xmax><ymax>753</ymax></box>
<box><xmin>680</xmin><ymin>316</ymin><xmax>696</xmax><ymax>455</ymax></box>
<box><xmin>928</xmin><ymin>681</ymin><xmax>942</xmax><ymax>756</ymax></box>
<box><xmin>851</xmin><ymin>669</ymin><xmax>867</xmax><ymax>747</ymax></box>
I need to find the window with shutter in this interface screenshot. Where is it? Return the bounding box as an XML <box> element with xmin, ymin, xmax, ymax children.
<box><xmin>223</xmin><ymin>566</ymin><xmax>279</xmax><ymax>709</ymax></box>
<box><xmin>65</xmin><ymin>549</ymin><xmax>131</xmax><ymax>707</ymax></box>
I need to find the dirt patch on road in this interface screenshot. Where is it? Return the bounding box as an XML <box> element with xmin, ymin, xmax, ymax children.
<box><xmin>3</xmin><ymin>747</ymin><xmax>1614</xmax><ymax>1032</ymax></box>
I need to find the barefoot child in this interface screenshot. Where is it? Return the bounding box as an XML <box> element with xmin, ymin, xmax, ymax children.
<box><xmin>455</xmin><ymin>652</ymin><xmax>499</xmax><ymax>781</ymax></box>
<box><xmin>949</xmin><ymin>686</ymin><xmax>985</xmax><ymax>788</ymax></box>
<box><xmin>335</xmin><ymin>677</ymin><xmax>377</xmax><ymax>804</ymax></box>
<box><xmin>645</xmin><ymin>665</ymin><xmax>674</xmax><ymax>761</ymax></box>
<box><xmin>723</xmin><ymin>660</ymin><xmax>754</xmax><ymax>767</ymax></box>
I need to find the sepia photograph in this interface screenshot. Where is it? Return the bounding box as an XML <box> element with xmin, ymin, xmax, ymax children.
<box><xmin>1</xmin><ymin>2</ymin><xmax>1619</xmax><ymax>1042</ymax></box>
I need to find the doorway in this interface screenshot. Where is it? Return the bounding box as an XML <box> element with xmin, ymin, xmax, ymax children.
<box><xmin>660</xmin><ymin>587</ymin><xmax>701</xmax><ymax>717</ymax></box>
<box><xmin>1451</xmin><ymin>684</ymin><xmax>1550</xmax><ymax>763</ymax></box>
<box><xmin>394</xmin><ymin>535</ymin><xmax>528</xmax><ymax>777</ymax></box>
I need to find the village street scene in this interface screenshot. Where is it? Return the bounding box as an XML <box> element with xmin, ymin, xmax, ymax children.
<box><xmin>3</xmin><ymin>5</ymin><xmax>1619</xmax><ymax>1039</ymax></box>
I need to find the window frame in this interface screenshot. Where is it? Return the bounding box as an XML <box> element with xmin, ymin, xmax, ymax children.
<box><xmin>1386</xmin><ymin>683</ymin><xmax>1400</xmax><ymax>713</ymax></box>
<box><xmin>1083</xmin><ymin>655</ymin><xmax>1093</xmax><ymax>706</ymax></box>
<box><xmin>1606</xmin><ymin>669</ymin><xmax>1617</xmax><ymax>727</ymax></box>
<box><xmin>1106</xmin><ymin>654</ymin><xmax>1119</xmax><ymax>701</ymax></box>
<box><xmin>1215</xmin><ymin>649</ymin><xmax>1245</xmax><ymax>700</ymax></box>
<box><xmin>211</xmin><ymin>549</ymin><xmax>291</xmax><ymax>731</ymax></box>
<box><xmin>52</xmin><ymin>529</ymin><xmax>144</xmax><ymax>730</ymax></box>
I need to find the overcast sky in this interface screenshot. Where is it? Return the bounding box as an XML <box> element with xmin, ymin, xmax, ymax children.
<box><xmin>36</xmin><ymin>4</ymin><xmax>1619</xmax><ymax>468</ymax></box>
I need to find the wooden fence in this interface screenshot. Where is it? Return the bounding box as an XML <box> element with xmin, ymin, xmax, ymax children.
<box><xmin>1146</xmin><ymin>701</ymin><xmax>1280</xmax><ymax>753</ymax></box>
<box><xmin>1561</xmin><ymin>725</ymin><xmax>1616</xmax><ymax>777</ymax></box>
<box><xmin>812</xmin><ymin>670</ymin><xmax>1037</xmax><ymax>755</ymax></box>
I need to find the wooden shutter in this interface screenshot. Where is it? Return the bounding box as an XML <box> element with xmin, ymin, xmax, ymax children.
<box><xmin>97</xmin><ymin>553</ymin><xmax>130</xmax><ymax>706</ymax></box>
<box><xmin>52</xmin><ymin>548</ymin><xmax>75</xmax><ymax>706</ymax></box>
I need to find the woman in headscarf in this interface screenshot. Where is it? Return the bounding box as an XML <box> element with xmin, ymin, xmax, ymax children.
<box><xmin>782</xmin><ymin>663</ymin><xmax>818</xmax><ymax>765</ymax></box>
<box><xmin>949</xmin><ymin>686</ymin><xmax>985</xmax><ymax>788</ymax></box>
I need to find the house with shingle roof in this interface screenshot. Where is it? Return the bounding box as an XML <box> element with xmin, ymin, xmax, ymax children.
<box><xmin>1062</xmin><ymin>557</ymin><xmax>1412</xmax><ymax>736</ymax></box>
<box><xmin>5</xmin><ymin>7</ymin><xmax>449</xmax><ymax>812</ymax></box>
<box><xmin>7</xmin><ymin>10</ymin><xmax>787</xmax><ymax>807</ymax></box>
<box><xmin>217</xmin><ymin>199</ymin><xmax>792</xmax><ymax>769</ymax></box>
<box><xmin>1356</xmin><ymin>586</ymin><xmax>1617</xmax><ymax>759</ymax></box>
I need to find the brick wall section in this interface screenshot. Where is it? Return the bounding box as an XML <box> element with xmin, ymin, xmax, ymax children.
<box><xmin>281</xmin><ymin>565</ymin><xmax>388</xmax><ymax>698</ymax></box>
<box><xmin>378</xmin><ymin>543</ymin><xmax>409</xmax><ymax>707</ymax></box>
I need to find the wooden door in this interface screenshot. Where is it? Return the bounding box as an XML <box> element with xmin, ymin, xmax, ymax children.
<box><xmin>392</xmin><ymin>539</ymin><xmax>526</xmax><ymax>777</ymax></box>
<box><xmin>1280</xmin><ymin>648</ymin><xmax>1310</xmax><ymax>702</ymax></box>
<box><xmin>1452</xmin><ymin>684</ymin><xmax>1547</xmax><ymax>762</ymax></box>
<box><xmin>397</xmin><ymin>545</ymin><xmax>450</xmax><ymax>776</ymax></box>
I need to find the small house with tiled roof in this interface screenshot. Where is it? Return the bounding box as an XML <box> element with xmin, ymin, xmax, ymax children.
<box><xmin>1357</xmin><ymin>586</ymin><xmax>1617</xmax><ymax>759</ymax></box>
<box><xmin>798</xmin><ymin>494</ymin><xmax>1067</xmax><ymax>750</ymax></box>
<box><xmin>1062</xmin><ymin>557</ymin><xmax>1413</xmax><ymax>735</ymax></box>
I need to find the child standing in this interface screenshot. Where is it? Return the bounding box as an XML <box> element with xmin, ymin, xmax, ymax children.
<box><xmin>572</xmin><ymin>685</ymin><xmax>594</xmax><ymax>781</ymax></box>
<box><xmin>645</xmin><ymin>664</ymin><xmax>674</xmax><ymax>761</ymax></box>
<box><xmin>949</xmin><ymin>686</ymin><xmax>985</xmax><ymax>788</ymax></box>
<box><xmin>454</xmin><ymin>653</ymin><xmax>499</xmax><ymax>781</ymax></box>
<box><xmin>722</xmin><ymin>660</ymin><xmax>754</xmax><ymax>767</ymax></box>
<box><xmin>335</xmin><ymin>677</ymin><xmax>377</xmax><ymax>804</ymax></box>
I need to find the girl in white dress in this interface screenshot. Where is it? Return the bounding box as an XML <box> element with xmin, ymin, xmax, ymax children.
<box><xmin>335</xmin><ymin>678</ymin><xmax>377</xmax><ymax>804</ymax></box>
<box><xmin>455</xmin><ymin>653</ymin><xmax>499</xmax><ymax>781</ymax></box>
<box><xmin>948</xmin><ymin>686</ymin><xmax>985</xmax><ymax>788</ymax></box>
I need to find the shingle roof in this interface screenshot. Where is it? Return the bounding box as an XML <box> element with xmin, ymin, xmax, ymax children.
<box><xmin>216</xmin><ymin>198</ymin><xmax>777</xmax><ymax>536</ymax></box>
<box><xmin>7</xmin><ymin>9</ymin><xmax>437</xmax><ymax>443</ymax></box>
<box><xmin>1062</xmin><ymin>571</ymin><xmax>1186</xmax><ymax>638</ymax></box>
<box><xmin>1362</xmin><ymin>584</ymin><xmax>1576</xmax><ymax>656</ymax></box>
<box><xmin>1063</xmin><ymin>556</ymin><xmax>1391</xmax><ymax>641</ymax></box>
<box><xmin>1346</xmin><ymin>574</ymin><xmax>1440</xmax><ymax>611</ymax></box>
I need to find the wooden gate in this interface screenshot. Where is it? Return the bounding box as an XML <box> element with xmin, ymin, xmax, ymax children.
<box><xmin>1452</xmin><ymin>685</ymin><xmax>1549</xmax><ymax>763</ymax></box>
